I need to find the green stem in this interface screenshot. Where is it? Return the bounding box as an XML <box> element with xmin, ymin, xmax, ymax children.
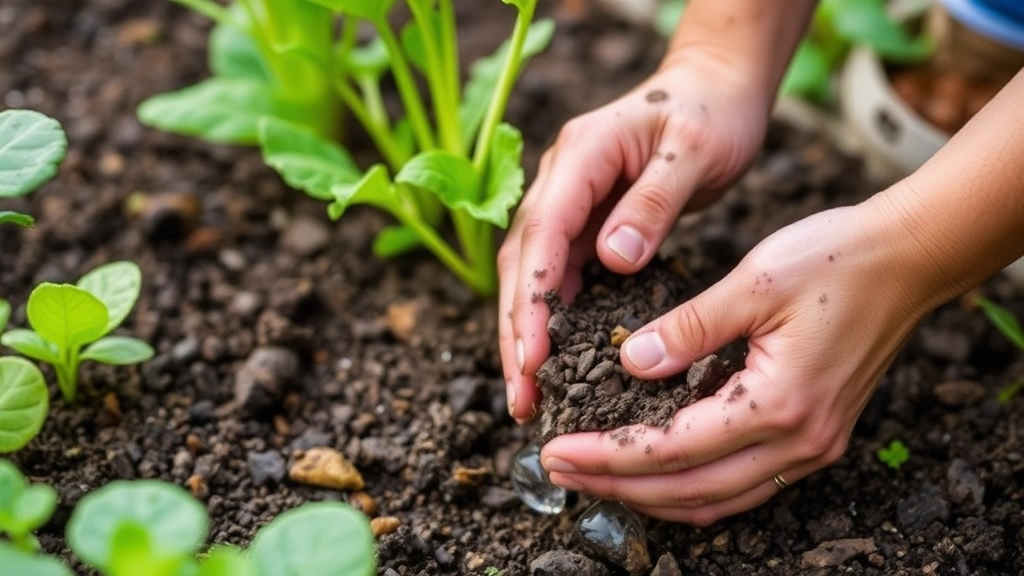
<box><xmin>373</xmin><ymin>19</ymin><xmax>437</xmax><ymax>152</ymax></box>
<box><xmin>395</xmin><ymin>185</ymin><xmax>493</xmax><ymax>296</ymax></box>
<box><xmin>406</xmin><ymin>1</ymin><xmax>461</xmax><ymax>154</ymax></box>
<box><xmin>169</xmin><ymin>0</ymin><xmax>229</xmax><ymax>23</ymax></box>
<box><xmin>55</xmin><ymin>350</ymin><xmax>78</xmax><ymax>404</ymax></box>
<box><xmin>439</xmin><ymin>0</ymin><xmax>462</xmax><ymax>150</ymax></box>
<box><xmin>332</xmin><ymin>77</ymin><xmax>408</xmax><ymax>172</ymax></box>
<box><xmin>471</xmin><ymin>0</ymin><xmax>536</xmax><ymax>173</ymax></box>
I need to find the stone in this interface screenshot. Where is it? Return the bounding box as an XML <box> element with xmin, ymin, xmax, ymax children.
<box><xmin>288</xmin><ymin>446</ymin><xmax>365</xmax><ymax>491</ymax></box>
<box><xmin>234</xmin><ymin>346</ymin><xmax>299</xmax><ymax>415</ymax></box>
<box><xmin>530</xmin><ymin>550</ymin><xmax>611</xmax><ymax>576</ymax></box>
<box><xmin>247</xmin><ymin>450</ymin><xmax>287</xmax><ymax>487</ymax></box>
<box><xmin>573</xmin><ymin>500</ymin><xmax>650</xmax><ymax>575</ymax></box>
<box><xmin>801</xmin><ymin>538</ymin><xmax>877</xmax><ymax>568</ymax></box>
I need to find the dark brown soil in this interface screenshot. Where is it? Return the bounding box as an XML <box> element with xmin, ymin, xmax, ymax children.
<box><xmin>4</xmin><ymin>1</ymin><xmax>1024</xmax><ymax>576</ymax></box>
<box><xmin>536</xmin><ymin>259</ymin><xmax>738</xmax><ymax>443</ymax></box>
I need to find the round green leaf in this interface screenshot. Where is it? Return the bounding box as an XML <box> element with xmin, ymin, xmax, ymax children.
<box><xmin>26</xmin><ymin>284</ymin><xmax>108</xmax><ymax>350</ymax></box>
<box><xmin>0</xmin><ymin>110</ymin><xmax>68</xmax><ymax>199</ymax></box>
<box><xmin>249</xmin><ymin>502</ymin><xmax>375</xmax><ymax>576</ymax></box>
<box><xmin>1</xmin><ymin>329</ymin><xmax>60</xmax><ymax>365</ymax></box>
<box><xmin>81</xmin><ymin>336</ymin><xmax>154</xmax><ymax>365</ymax></box>
<box><xmin>0</xmin><ymin>542</ymin><xmax>73</xmax><ymax>576</ymax></box>
<box><xmin>76</xmin><ymin>261</ymin><xmax>142</xmax><ymax>335</ymax></box>
<box><xmin>0</xmin><ymin>357</ymin><xmax>49</xmax><ymax>453</ymax></box>
<box><xmin>199</xmin><ymin>546</ymin><xmax>256</xmax><ymax>576</ymax></box>
<box><xmin>67</xmin><ymin>480</ymin><xmax>208</xmax><ymax>570</ymax></box>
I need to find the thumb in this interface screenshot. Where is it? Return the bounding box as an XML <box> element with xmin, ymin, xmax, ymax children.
<box><xmin>620</xmin><ymin>272</ymin><xmax>761</xmax><ymax>378</ymax></box>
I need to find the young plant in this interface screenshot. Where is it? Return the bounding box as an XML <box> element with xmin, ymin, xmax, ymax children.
<box><xmin>0</xmin><ymin>109</ymin><xmax>68</xmax><ymax>228</ymax></box>
<box><xmin>0</xmin><ymin>459</ymin><xmax>59</xmax><ymax>552</ymax></box>
<box><xmin>1</xmin><ymin>262</ymin><xmax>154</xmax><ymax>404</ymax></box>
<box><xmin>975</xmin><ymin>295</ymin><xmax>1024</xmax><ymax>402</ymax></box>
<box><xmin>876</xmin><ymin>439</ymin><xmax>909</xmax><ymax>471</ymax></box>
<box><xmin>0</xmin><ymin>355</ymin><xmax>49</xmax><ymax>453</ymax></box>
<box><xmin>67</xmin><ymin>480</ymin><xmax>376</xmax><ymax>576</ymax></box>
<box><xmin>139</xmin><ymin>0</ymin><xmax>554</xmax><ymax>296</ymax></box>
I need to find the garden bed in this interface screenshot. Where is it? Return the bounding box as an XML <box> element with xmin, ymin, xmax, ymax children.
<box><xmin>3</xmin><ymin>1</ymin><xmax>1024</xmax><ymax>575</ymax></box>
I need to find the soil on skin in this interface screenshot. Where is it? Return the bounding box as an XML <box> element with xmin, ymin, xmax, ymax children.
<box><xmin>4</xmin><ymin>1</ymin><xmax>1024</xmax><ymax>575</ymax></box>
<box><xmin>536</xmin><ymin>259</ymin><xmax>738</xmax><ymax>443</ymax></box>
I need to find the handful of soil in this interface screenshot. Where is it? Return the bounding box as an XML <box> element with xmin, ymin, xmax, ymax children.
<box><xmin>536</xmin><ymin>257</ymin><xmax>739</xmax><ymax>443</ymax></box>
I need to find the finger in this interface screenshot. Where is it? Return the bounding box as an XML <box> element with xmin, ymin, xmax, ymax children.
<box><xmin>508</xmin><ymin>115</ymin><xmax>639</xmax><ymax>384</ymax></box>
<box><xmin>629</xmin><ymin>477</ymin><xmax>779</xmax><ymax>526</ymax></box>
<box><xmin>541</xmin><ymin>365</ymin><xmax>799</xmax><ymax>476</ymax></box>
<box><xmin>595</xmin><ymin>131</ymin><xmax>704</xmax><ymax>274</ymax></box>
<box><xmin>547</xmin><ymin>439</ymin><xmax>802</xmax><ymax>508</ymax></box>
<box><xmin>619</xmin><ymin>262</ymin><xmax>769</xmax><ymax>378</ymax></box>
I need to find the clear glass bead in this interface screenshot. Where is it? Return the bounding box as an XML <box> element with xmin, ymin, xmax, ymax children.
<box><xmin>510</xmin><ymin>441</ymin><xmax>566</xmax><ymax>514</ymax></box>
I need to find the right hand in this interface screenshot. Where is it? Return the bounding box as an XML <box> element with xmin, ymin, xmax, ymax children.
<box><xmin>497</xmin><ymin>52</ymin><xmax>777</xmax><ymax>422</ymax></box>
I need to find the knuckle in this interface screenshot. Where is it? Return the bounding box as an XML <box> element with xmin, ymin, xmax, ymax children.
<box><xmin>629</xmin><ymin>183</ymin><xmax>678</xmax><ymax>222</ymax></box>
<box><xmin>557</xmin><ymin>116</ymin><xmax>593</xmax><ymax>145</ymax></box>
<box><xmin>669</xmin><ymin>113</ymin><xmax>712</xmax><ymax>153</ymax></box>
<box><xmin>668</xmin><ymin>302</ymin><xmax>710</xmax><ymax>357</ymax></box>
<box><xmin>655</xmin><ymin>443</ymin><xmax>691</xmax><ymax>473</ymax></box>
<box><xmin>671</xmin><ymin>485</ymin><xmax>714</xmax><ymax>509</ymax></box>
<box><xmin>796</xmin><ymin>422</ymin><xmax>844</xmax><ymax>462</ymax></box>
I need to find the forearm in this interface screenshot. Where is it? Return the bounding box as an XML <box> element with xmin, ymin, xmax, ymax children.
<box><xmin>662</xmin><ymin>0</ymin><xmax>818</xmax><ymax>109</ymax></box>
<box><xmin>870</xmin><ymin>69</ymin><xmax>1024</xmax><ymax>312</ymax></box>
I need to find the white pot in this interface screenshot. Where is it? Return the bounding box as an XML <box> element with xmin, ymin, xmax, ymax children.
<box><xmin>838</xmin><ymin>46</ymin><xmax>950</xmax><ymax>183</ymax></box>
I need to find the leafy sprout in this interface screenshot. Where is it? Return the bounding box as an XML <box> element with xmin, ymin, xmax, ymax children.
<box><xmin>0</xmin><ymin>109</ymin><xmax>68</xmax><ymax>228</ymax></box>
<box><xmin>975</xmin><ymin>295</ymin><xmax>1024</xmax><ymax>402</ymax></box>
<box><xmin>876</xmin><ymin>439</ymin><xmax>909</xmax><ymax>471</ymax></box>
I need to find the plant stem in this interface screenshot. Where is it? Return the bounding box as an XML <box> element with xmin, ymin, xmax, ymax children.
<box><xmin>438</xmin><ymin>0</ymin><xmax>462</xmax><ymax>150</ymax></box>
<box><xmin>56</xmin><ymin>351</ymin><xmax>78</xmax><ymax>404</ymax></box>
<box><xmin>406</xmin><ymin>1</ymin><xmax>461</xmax><ymax>154</ymax></box>
<box><xmin>169</xmin><ymin>0</ymin><xmax>229</xmax><ymax>23</ymax></box>
<box><xmin>373</xmin><ymin>20</ymin><xmax>437</xmax><ymax>152</ymax></box>
<box><xmin>332</xmin><ymin>77</ymin><xmax>408</xmax><ymax>172</ymax></box>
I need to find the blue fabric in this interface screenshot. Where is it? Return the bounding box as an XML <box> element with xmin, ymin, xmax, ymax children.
<box><xmin>973</xmin><ymin>0</ymin><xmax>1024</xmax><ymax>24</ymax></box>
<box><xmin>941</xmin><ymin>0</ymin><xmax>1024</xmax><ymax>50</ymax></box>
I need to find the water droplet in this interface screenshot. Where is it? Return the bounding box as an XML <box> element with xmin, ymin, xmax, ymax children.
<box><xmin>511</xmin><ymin>441</ymin><xmax>566</xmax><ymax>514</ymax></box>
<box><xmin>573</xmin><ymin>500</ymin><xmax>650</xmax><ymax>575</ymax></box>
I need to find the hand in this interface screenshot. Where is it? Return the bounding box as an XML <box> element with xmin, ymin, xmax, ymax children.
<box><xmin>538</xmin><ymin>197</ymin><xmax>935</xmax><ymax>524</ymax></box>
<box><xmin>498</xmin><ymin>54</ymin><xmax>773</xmax><ymax>422</ymax></box>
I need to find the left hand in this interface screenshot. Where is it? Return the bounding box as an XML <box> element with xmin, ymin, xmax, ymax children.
<box><xmin>539</xmin><ymin>196</ymin><xmax>933</xmax><ymax>524</ymax></box>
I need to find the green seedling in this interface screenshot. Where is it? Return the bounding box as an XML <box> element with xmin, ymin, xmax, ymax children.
<box><xmin>67</xmin><ymin>480</ymin><xmax>376</xmax><ymax>576</ymax></box>
<box><xmin>975</xmin><ymin>295</ymin><xmax>1024</xmax><ymax>402</ymax></box>
<box><xmin>139</xmin><ymin>0</ymin><xmax>554</xmax><ymax>296</ymax></box>
<box><xmin>0</xmin><ymin>356</ymin><xmax>49</xmax><ymax>453</ymax></box>
<box><xmin>1</xmin><ymin>261</ymin><xmax>154</xmax><ymax>404</ymax></box>
<box><xmin>0</xmin><ymin>543</ymin><xmax>72</xmax><ymax>576</ymax></box>
<box><xmin>876</xmin><ymin>439</ymin><xmax>910</xmax><ymax>471</ymax></box>
<box><xmin>0</xmin><ymin>459</ymin><xmax>59</xmax><ymax>552</ymax></box>
<box><xmin>0</xmin><ymin>109</ymin><xmax>68</xmax><ymax>228</ymax></box>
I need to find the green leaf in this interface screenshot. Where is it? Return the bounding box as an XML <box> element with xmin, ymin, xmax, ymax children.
<box><xmin>459</xmin><ymin>19</ymin><xmax>554</xmax><ymax>144</ymax></box>
<box><xmin>67</xmin><ymin>481</ymin><xmax>208</xmax><ymax>571</ymax></box>
<box><xmin>26</xmin><ymin>284</ymin><xmax>108</xmax><ymax>351</ymax></box>
<box><xmin>249</xmin><ymin>502</ymin><xmax>376</xmax><ymax>576</ymax></box>
<box><xmin>0</xmin><ymin>458</ymin><xmax>57</xmax><ymax>545</ymax></box>
<box><xmin>306</xmin><ymin>0</ymin><xmax>396</xmax><ymax>22</ymax></box>
<box><xmin>0</xmin><ymin>211</ymin><xmax>34</xmax><ymax>227</ymax></box>
<box><xmin>779</xmin><ymin>41</ymin><xmax>833</xmax><ymax>103</ymax></box>
<box><xmin>77</xmin><ymin>261</ymin><xmax>142</xmax><ymax>335</ymax></box>
<box><xmin>876</xmin><ymin>439</ymin><xmax>909</xmax><ymax>470</ymax></box>
<box><xmin>0</xmin><ymin>542</ymin><xmax>73</xmax><ymax>576</ymax></box>
<box><xmin>395</xmin><ymin>151</ymin><xmax>481</xmax><ymax>209</ymax></box>
<box><xmin>829</xmin><ymin>0</ymin><xmax>933</xmax><ymax>63</ymax></box>
<box><xmin>198</xmin><ymin>546</ymin><xmax>255</xmax><ymax>576</ymax></box>
<box><xmin>0</xmin><ymin>110</ymin><xmax>68</xmax><ymax>199</ymax></box>
<box><xmin>108</xmin><ymin>521</ymin><xmax>190</xmax><ymax>576</ymax></box>
<box><xmin>501</xmin><ymin>0</ymin><xmax>537</xmax><ymax>10</ymax></box>
<box><xmin>138</xmin><ymin>78</ymin><xmax>284</xmax><ymax>145</ymax></box>
<box><xmin>0</xmin><ymin>299</ymin><xmax>8</xmax><ymax>333</ymax></box>
<box><xmin>328</xmin><ymin>164</ymin><xmax>394</xmax><ymax>220</ymax></box>
<box><xmin>479</xmin><ymin>123</ymin><xmax>525</xmax><ymax>228</ymax></box>
<box><xmin>81</xmin><ymin>337</ymin><xmax>154</xmax><ymax>365</ymax></box>
<box><xmin>0</xmin><ymin>357</ymin><xmax>49</xmax><ymax>453</ymax></box>
<box><xmin>1</xmin><ymin>330</ymin><xmax>60</xmax><ymax>365</ymax></box>
<box><xmin>372</xmin><ymin>224</ymin><xmax>423</xmax><ymax>258</ymax></box>
<box><xmin>209</xmin><ymin>20</ymin><xmax>271</xmax><ymax>82</ymax></box>
<box><xmin>654</xmin><ymin>0</ymin><xmax>686</xmax><ymax>38</ymax></box>
<box><xmin>977</xmin><ymin>296</ymin><xmax>1024</xmax><ymax>350</ymax></box>
<box><xmin>12</xmin><ymin>483</ymin><xmax>57</xmax><ymax>535</ymax></box>
<box><xmin>258</xmin><ymin>117</ymin><xmax>360</xmax><ymax>201</ymax></box>
<box><xmin>344</xmin><ymin>37</ymin><xmax>391</xmax><ymax>80</ymax></box>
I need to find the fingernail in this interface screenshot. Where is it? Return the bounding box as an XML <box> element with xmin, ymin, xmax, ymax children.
<box><xmin>550</xmin><ymin>473</ymin><xmax>584</xmax><ymax>492</ymax></box>
<box><xmin>624</xmin><ymin>331</ymin><xmax>666</xmax><ymax>370</ymax></box>
<box><xmin>607</xmin><ymin>225</ymin><xmax>645</xmax><ymax>265</ymax></box>
<box><xmin>506</xmin><ymin>381</ymin><xmax>517</xmax><ymax>415</ymax></box>
<box><xmin>515</xmin><ymin>338</ymin><xmax>526</xmax><ymax>373</ymax></box>
<box><xmin>543</xmin><ymin>456</ymin><xmax>578</xmax><ymax>473</ymax></box>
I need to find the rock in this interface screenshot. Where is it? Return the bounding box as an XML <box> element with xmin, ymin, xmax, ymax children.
<box><xmin>448</xmin><ymin>375</ymin><xmax>488</xmax><ymax>415</ymax></box>
<box><xmin>247</xmin><ymin>450</ymin><xmax>287</xmax><ymax>487</ymax></box>
<box><xmin>278</xmin><ymin>215</ymin><xmax>330</xmax><ymax>256</ymax></box>
<box><xmin>289</xmin><ymin>446</ymin><xmax>365</xmax><ymax>491</ymax></box>
<box><xmin>126</xmin><ymin>191</ymin><xmax>200</xmax><ymax>243</ymax></box>
<box><xmin>386</xmin><ymin>300</ymin><xmax>420</xmax><ymax>342</ymax></box>
<box><xmin>933</xmin><ymin>380</ymin><xmax>986</xmax><ymax>406</ymax></box>
<box><xmin>649</xmin><ymin>553</ymin><xmax>682</xmax><ymax>576</ymax></box>
<box><xmin>573</xmin><ymin>500</ymin><xmax>651</xmax><ymax>575</ymax></box>
<box><xmin>371</xmin><ymin>516</ymin><xmax>401</xmax><ymax>537</ymax></box>
<box><xmin>234</xmin><ymin>346</ymin><xmax>300</xmax><ymax>415</ymax></box>
<box><xmin>530</xmin><ymin>550</ymin><xmax>611</xmax><ymax>576</ymax></box>
<box><xmin>480</xmin><ymin>486</ymin><xmax>520</xmax><ymax>510</ymax></box>
<box><xmin>946</xmin><ymin>458</ymin><xmax>985</xmax><ymax>508</ymax></box>
<box><xmin>801</xmin><ymin>538</ymin><xmax>877</xmax><ymax>568</ymax></box>
<box><xmin>347</xmin><ymin>491</ymin><xmax>378</xmax><ymax>516</ymax></box>
<box><xmin>897</xmin><ymin>483</ymin><xmax>950</xmax><ymax>531</ymax></box>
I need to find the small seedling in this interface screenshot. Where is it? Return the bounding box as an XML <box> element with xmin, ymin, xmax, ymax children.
<box><xmin>67</xmin><ymin>480</ymin><xmax>377</xmax><ymax>576</ymax></box>
<box><xmin>876</xmin><ymin>439</ymin><xmax>909</xmax><ymax>471</ymax></box>
<box><xmin>0</xmin><ymin>356</ymin><xmax>49</xmax><ymax>453</ymax></box>
<box><xmin>140</xmin><ymin>0</ymin><xmax>554</xmax><ymax>296</ymax></box>
<box><xmin>975</xmin><ymin>295</ymin><xmax>1024</xmax><ymax>402</ymax></box>
<box><xmin>0</xmin><ymin>109</ymin><xmax>68</xmax><ymax>227</ymax></box>
<box><xmin>0</xmin><ymin>459</ymin><xmax>59</xmax><ymax>552</ymax></box>
<box><xmin>1</xmin><ymin>261</ymin><xmax>154</xmax><ymax>404</ymax></box>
